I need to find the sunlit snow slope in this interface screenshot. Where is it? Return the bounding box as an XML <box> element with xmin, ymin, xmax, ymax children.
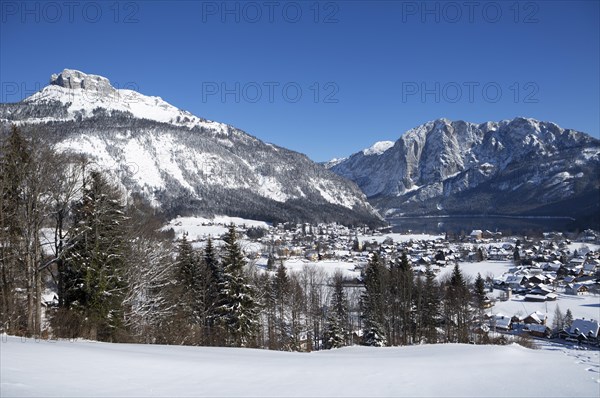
<box><xmin>1</xmin><ymin>336</ymin><xmax>598</xmax><ymax>397</ymax></box>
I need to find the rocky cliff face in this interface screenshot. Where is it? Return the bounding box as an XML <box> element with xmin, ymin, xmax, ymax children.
<box><xmin>50</xmin><ymin>69</ymin><xmax>114</xmax><ymax>95</ymax></box>
<box><xmin>1</xmin><ymin>69</ymin><xmax>383</xmax><ymax>226</ymax></box>
<box><xmin>328</xmin><ymin>118</ymin><xmax>600</xmax><ymax>227</ymax></box>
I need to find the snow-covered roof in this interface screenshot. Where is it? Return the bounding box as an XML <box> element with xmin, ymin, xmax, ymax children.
<box><xmin>524</xmin><ymin>324</ymin><xmax>548</xmax><ymax>333</ymax></box>
<box><xmin>493</xmin><ymin>315</ymin><xmax>512</xmax><ymax>329</ymax></box>
<box><xmin>568</xmin><ymin>319</ymin><xmax>599</xmax><ymax>337</ymax></box>
<box><xmin>521</xmin><ymin>311</ymin><xmax>546</xmax><ymax>324</ymax></box>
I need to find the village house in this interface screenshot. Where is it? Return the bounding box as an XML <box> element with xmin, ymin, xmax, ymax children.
<box><xmin>560</xmin><ymin>318</ymin><xmax>600</xmax><ymax>345</ymax></box>
<box><xmin>520</xmin><ymin>311</ymin><xmax>547</xmax><ymax>326</ymax></box>
<box><xmin>523</xmin><ymin>323</ymin><xmax>551</xmax><ymax>338</ymax></box>
<box><xmin>490</xmin><ymin>314</ymin><xmax>513</xmax><ymax>331</ymax></box>
<box><xmin>565</xmin><ymin>283</ymin><xmax>589</xmax><ymax>295</ymax></box>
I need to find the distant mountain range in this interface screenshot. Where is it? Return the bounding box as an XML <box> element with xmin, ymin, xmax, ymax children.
<box><xmin>326</xmin><ymin>118</ymin><xmax>600</xmax><ymax>229</ymax></box>
<box><xmin>0</xmin><ymin>69</ymin><xmax>382</xmax><ymax>226</ymax></box>
<box><xmin>2</xmin><ymin>70</ymin><xmax>598</xmax><ymax>230</ymax></box>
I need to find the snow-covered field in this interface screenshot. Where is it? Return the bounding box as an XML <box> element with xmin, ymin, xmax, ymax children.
<box><xmin>283</xmin><ymin>259</ymin><xmax>361</xmax><ymax>278</ymax></box>
<box><xmin>493</xmin><ymin>293</ymin><xmax>600</xmax><ymax>324</ymax></box>
<box><xmin>162</xmin><ymin>216</ymin><xmax>270</xmax><ymax>240</ymax></box>
<box><xmin>437</xmin><ymin>260</ymin><xmax>513</xmax><ymax>281</ymax></box>
<box><xmin>2</xmin><ymin>336</ymin><xmax>598</xmax><ymax>397</ymax></box>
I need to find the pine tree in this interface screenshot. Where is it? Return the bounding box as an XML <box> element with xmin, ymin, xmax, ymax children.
<box><xmin>216</xmin><ymin>224</ymin><xmax>258</xmax><ymax>347</ymax></box>
<box><xmin>63</xmin><ymin>171</ymin><xmax>129</xmax><ymax>341</ymax></box>
<box><xmin>203</xmin><ymin>237</ymin><xmax>221</xmax><ymax>345</ymax></box>
<box><xmin>204</xmin><ymin>237</ymin><xmax>219</xmax><ymax>282</ymax></box>
<box><xmin>472</xmin><ymin>273</ymin><xmax>487</xmax><ymax>342</ymax></box>
<box><xmin>361</xmin><ymin>253</ymin><xmax>387</xmax><ymax>346</ymax></box>
<box><xmin>388</xmin><ymin>252</ymin><xmax>413</xmax><ymax>345</ymax></box>
<box><xmin>473</xmin><ymin>274</ymin><xmax>486</xmax><ymax>313</ymax></box>
<box><xmin>564</xmin><ymin>309</ymin><xmax>574</xmax><ymax>329</ymax></box>
<box><xmin>272</xmin><ymin>262</ymin><xmax>290</xmax><ymax>348</ymax></box>
<box><xmin>173</xmin><ymin>233</ymin><xmax>212</xmax><ymax>344</ymax></box>
<box><xmin>412</xmin><ymin>273</ymin><xmax>424</xmax><ymax>343</ymax></box>
<box><xmin>324</xmin><ymin>271</ymin><xmax>349</xmax><ymax>349</ymax></box>
<box><xmin>445</xmin><ymin>264</ymin><xmax>471</xmax><ymax>343</ymax></box>
<box><xmin>421</xmin><ymin>264</ymin><xmax>439</xmax><ymax>343</ymax></box>
<box><xmin>287</xmin><ymin>273</ymin><xmax>306</xmax><ymax>351</ymax></box>
<box><xmin>264</xmin><ymin>273</ymin><xmax>278</xmax><ymax>349</ymax></box>
<box><xmin>175</xmin><ymin>233</ymin><xmax>198</xmax><ymax>311</ymax></box>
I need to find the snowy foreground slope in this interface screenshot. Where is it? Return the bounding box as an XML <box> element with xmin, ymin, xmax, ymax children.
<box><xmin>2</xmin><ymin>336</ymin><xmax>598</xmax><ymax>397</ymax></box>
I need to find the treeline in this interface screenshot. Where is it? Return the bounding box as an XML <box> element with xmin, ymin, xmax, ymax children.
<box><xmin>1</xmin><ymin>125</ymin><xmax>490</xmax><ymax>349</ymax></box>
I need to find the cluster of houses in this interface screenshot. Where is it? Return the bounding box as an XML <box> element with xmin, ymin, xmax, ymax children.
<box><xmin>199</xmin><ymin>221</ymin><xmax>600</xmax><ymax>345</ymax></box>
<box><xmin>490</xmin><ymin>240</ymin><xmax>600</xmax><ymax>302</ymax></box>
<box><xmin>489</xmin><ymin>312</ymin><xmax>599</xmax><ymax>345</ymax></box>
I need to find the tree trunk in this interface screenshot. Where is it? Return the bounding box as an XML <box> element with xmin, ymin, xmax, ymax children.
<box><xmin>35</xmin><ymin>240</ymin><xmax>42</xmax><ymax>337</ymax></box>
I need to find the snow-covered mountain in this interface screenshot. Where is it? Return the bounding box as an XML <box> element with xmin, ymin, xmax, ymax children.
<box><xmin>328</xmin><ymin>118</ymin><xmax>600</xmax><ymax>227</ymax></box>
<box><xmin>0</xmin><ymin>69</ymin><xmax>382</xmax><ymax>225</ymax></box>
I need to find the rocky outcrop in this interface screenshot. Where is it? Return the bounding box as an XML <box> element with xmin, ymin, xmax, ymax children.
<box><xmin>50</xmin><ymin>69</ymin><xmax>114</xmax><ymax>95</ymax></box>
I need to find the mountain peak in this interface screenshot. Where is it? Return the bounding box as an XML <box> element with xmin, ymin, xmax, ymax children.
<box><xmin>362</xmin><ymin>141</ymin><xmax>395</xmax><ymax>156</ymax></box>
<box><xmin>328</xmin><ymin>117</ymin><xmax>599</xmax><ymax>224</ymax></box>
<box><xmin>23</xmin><ymin>69</ymin><xmax>226</xmax><ymax>131</ymax></box>
<box><xmin>50</xmin><ymin>69</ymin><xmax>114</xmax><ymax>95</ymax></box>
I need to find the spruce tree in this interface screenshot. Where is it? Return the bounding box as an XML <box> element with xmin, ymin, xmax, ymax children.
<box><xmin>388</xmin><ymin>252</ymin><xmax>413</xmax><ymax>345</ymax></box>
<box><xmin>445</xmin><ymin>264</ymin><xmax>471</xmax><ymax>343</ymax></box>
<box><xmin>361</xmin><ymin>253</ymin><xmax>387</xmax><ymax>346</ymax></box>
<box><xmin>564</xmin><ymin>309</ymin><xmax>574</xmax><ymax>329</ymax></box>
<box><xmin>421</xmin><ymin>264</ymin><xmax>439</xmax><ymax>343</ymax></box>
<box><xmin>324</xmin><ymin>272</ymin><xmax>349</xmax><ymax>349</ymax></box>
<box><xmin>473</xmin><ymin>274</ymin><xmax>486</xmax><ymax>313</ymax></box>
<box><xmin>173</xmin><ymin>233</ymin><xmax>213</xmax><ymax>344</ymax></box>
<box><xmin>472</xmin><ymin>273</ymin><xmax>487</xmax><ymax>342</ymax></box>
<box><xmin>63</xmin><ymin>171</ymin><xmax>129</xmax><ymax>341</ymax></box>
<box><xmin>203</xmin><ymin>237</ymin><xmax>221</xmax><ymax>344</ymax></box>
<box><xmin>273</xmin><ymin>262</ymin><xmax>290</xmax><ymax>348</ymax></box>
<box><xmin>216</xmin><ymin>224</ymin><xmax>258</xmax><ymax>347</ymax></box>
<box><xmin>175</xmin><ymin>233</ymin><xmax>198</xmax><ymax>314</ymax></box>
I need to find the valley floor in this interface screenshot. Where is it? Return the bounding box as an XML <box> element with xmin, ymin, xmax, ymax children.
<box><xmin>1</xmin><ymin>336</ymin><xmax>598</xmax><ymax>397</ymax></box>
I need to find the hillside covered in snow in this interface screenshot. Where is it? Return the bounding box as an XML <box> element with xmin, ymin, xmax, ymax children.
<box><xmin>0</xmin><ymin>69</ymin><xmax>382</xmax><ymax>226</ymax></box>
<box><xmin>328</xmin><ymin>118</ymin><xmax>600</xmax><ymax>228</ymax></box>
<box><xmin>2</xmin><ymin>335</ymin><xmax>598</xmax><ymax>397</ymax></box>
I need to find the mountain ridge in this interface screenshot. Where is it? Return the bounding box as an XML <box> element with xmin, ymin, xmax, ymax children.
<box><xmin>1</xmin><ymin>69</ymin><xmax>383</xmax><ymax>226</ymax></box>
<box><xmin>327</xmin><ymin>117</ymin><xmax>599</xmax><ymax>229</ymax></box>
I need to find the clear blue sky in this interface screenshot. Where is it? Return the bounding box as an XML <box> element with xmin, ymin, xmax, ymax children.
<box><xmin>1</xmin><ymin>0</ymin><xmax>599</xmax><ymax>161</ymax></box>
